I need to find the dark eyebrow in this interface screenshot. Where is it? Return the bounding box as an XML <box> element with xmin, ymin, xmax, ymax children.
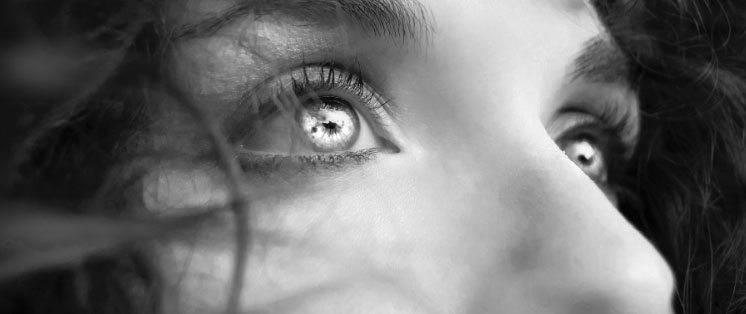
<box><xmin>172</xmin><ymin>0</ymin><xmax>433</xmax><ymax>43</ymax></box>
<box><xmin>571</xmin><ymin>35</ymin><xmax>631</xmax><ymax>85</ymax></box>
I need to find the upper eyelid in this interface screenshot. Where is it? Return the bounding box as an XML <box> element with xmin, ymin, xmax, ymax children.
<box><xmin>290</xmin><ymin>64</ymin><xmax>366</xmax><ymax>95</ymax></box>
<box><xmin>273</xmin><ymin>64</ymin><xmax>392</xmax><ymax>115</ymax></box>
<box><xmin>556</xmin><ymin>79</ymin><xmax>640</xmax><ymax>141</ymax></box>
<box><xmin>547</xmin><ymin>110</ymin><xmax>597</xmax><ymax>140</ymax></box>
<box><xmin>236</xmin><ymin>61</ymin><xmax>369</xmax><ymax>105</ymax></box>
<box><xmin>256</xmin><ymin>64</ymin><xmax>384</xmax><ymax>110</ymax></box>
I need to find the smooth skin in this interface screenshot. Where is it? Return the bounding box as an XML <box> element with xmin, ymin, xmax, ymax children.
<box><xmin>142</xmin><ymin>0</ymin><xmax>676</xmax><ymax>313</ymax></box>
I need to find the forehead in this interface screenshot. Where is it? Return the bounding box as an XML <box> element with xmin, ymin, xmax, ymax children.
<box><xmin>166</xmin><ymin>0</ymin><xmax>599</xmax><ymax>28</ymax></box>
<box><xmin>164</xmin><ymin>0</ymin><xmax>621</xmax><ymax>100</ymax></box>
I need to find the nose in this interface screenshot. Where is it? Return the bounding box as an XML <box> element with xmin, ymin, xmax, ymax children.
<box><xmin>481</xmin><ymin>134</ymin><xmax>676</xmax><ymax>314</ymax></box>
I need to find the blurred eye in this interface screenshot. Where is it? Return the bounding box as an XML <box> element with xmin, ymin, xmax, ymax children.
<box><xmin>550</xmin><ymin>109</ymin><xmax>633</xmax><ymax>185</ymax></box>
<box><xmin>561</xmin><ymin>137</ymin><xmax>607</xmax><ymax>182</ymax></box>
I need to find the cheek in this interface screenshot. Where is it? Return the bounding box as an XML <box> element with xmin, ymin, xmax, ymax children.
<box><xmin>142</xmin><ymin>148</ymin><xmax>533</xmax><ymax>310</ymax></box>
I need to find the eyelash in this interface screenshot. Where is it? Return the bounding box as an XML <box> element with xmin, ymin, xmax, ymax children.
<box><xmin>237</xmin><ymin>148</ymin><xmax>379</xmax><ymax>176</ymax></box>
<box><xmin>235</xmin><ymin>62</ymin><xmax>393</xmax><ymax>173</ymax></box>
<box><xmin>559</xmin><ymin>112</ymin><xmax>626</xmax><ymax>148</ymax></box>
<box><xmin>292</xmin><ymin>63</ymin><xmax>378</xmax><ymax>107</ymax></box>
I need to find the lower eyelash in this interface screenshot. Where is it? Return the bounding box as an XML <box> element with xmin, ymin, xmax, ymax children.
<box><xmin>237</xmin><ymin>148</ymin><xmax>378</xmax><ymax>176</ymax></box>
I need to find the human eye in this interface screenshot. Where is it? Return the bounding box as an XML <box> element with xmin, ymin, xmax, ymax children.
<box><xmin>552</xmin><ymin>106</ymin><xmax>636</xmax><ymax>186</ymax></box>
<box><xmin>233</xmin><ymin>62</ymin><xmax>399</xmax><ymax>175</ymax></box>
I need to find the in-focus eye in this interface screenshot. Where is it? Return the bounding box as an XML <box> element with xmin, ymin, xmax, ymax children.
<box><xmin>561</xmin><ymin>137</ymin><xmax>607</xmax><ymax>182</ymax></box>
<box><xmin>234</xmin><ymin>63</ymin><xmax>398</xmax><ymax>173</ymax></box>
<box><xmin>298</xmin><ymin>96</ymin><xmax>361</xmax><ymax>152</ymax></box>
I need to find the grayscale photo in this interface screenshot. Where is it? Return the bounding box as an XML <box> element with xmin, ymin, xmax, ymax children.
<box><xmin>1</xmin><ymin>1</ymin><xmax>745</xmax><ymax>313</ymax></box>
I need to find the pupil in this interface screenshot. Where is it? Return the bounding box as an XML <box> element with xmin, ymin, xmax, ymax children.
<box><xmin>322</xmin><ymin>121</ymin><xmax>337</xmax><ymax>130</ymax></box>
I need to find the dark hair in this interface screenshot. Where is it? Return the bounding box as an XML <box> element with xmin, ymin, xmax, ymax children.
<box><xmin>599</xmin><ymin>1</ymin><xmax>746</xmax><ymax>313</ymax></box>
<box><xmin>1</xmin><ymin>1</ymin><xmax>163</xmax><ymax>313</ymax></box>
<box><xmin>2</xmin><ymin>1</ymin><xmax>746</xmax><ymax>313</ymax></box>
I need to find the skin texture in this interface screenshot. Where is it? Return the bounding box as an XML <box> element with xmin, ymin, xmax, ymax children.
<box><xmin>142</xmin><ymin>0</ymin><xmax>675</xmax><ymax>313</ymax></box>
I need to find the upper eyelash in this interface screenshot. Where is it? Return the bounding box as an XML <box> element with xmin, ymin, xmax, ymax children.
<box><xmin>558</xmin><ymin>102</ymin><xmax>637</xmax><ymax>157</ymax></box>
<box><xmin>560</xmin><ymin>105</ymin><xmax>628</xmax><ymax>136</ymax></box>
<box><xmin>295</xmin><ymin>61</ymin><xmax>365</xmax><ymax>90</ymax></box>
<box><xmin>289</xmin><ymin>61</ymin><xmax>378</xmax><ymax>108</ymax></box>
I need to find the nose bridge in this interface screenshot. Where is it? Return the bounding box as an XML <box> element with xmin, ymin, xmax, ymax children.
<box><xmin>483</xmin><ymin>134</ymin><xmax>676</xmax><ymax>314</ymax></box>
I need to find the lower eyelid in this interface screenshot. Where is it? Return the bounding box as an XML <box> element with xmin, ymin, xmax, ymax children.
<box><xmin>236</xmin><ymin>148</ymin><xmax>379</xmax><ymax>177</ymax></box>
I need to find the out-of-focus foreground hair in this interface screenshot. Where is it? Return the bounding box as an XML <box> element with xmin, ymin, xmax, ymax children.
<box><xmin>1</xmin><ymin>0</ymin><xmax>745</xmax><ymax>313</ymax></box>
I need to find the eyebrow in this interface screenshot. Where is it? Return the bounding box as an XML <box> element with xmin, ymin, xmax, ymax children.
<box><xmin>571</xmin><ymin>35</ymin><xmax>631</xmax><ymax>85</ymax></box>
<box><xmin>173</xmin><ymin>0</ymin><xmax>433</xmax><ymax>43</ymax></box>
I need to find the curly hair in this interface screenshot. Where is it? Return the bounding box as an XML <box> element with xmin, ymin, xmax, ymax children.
<box><xmin>2</xmin><ymin>1</ymin><xmax>746</xmax><ymax>313</ymax></box>
<box><xmin>598</xmin><ymin>1</ymin><xmax>746</xmax><ymax>313</ymax></box>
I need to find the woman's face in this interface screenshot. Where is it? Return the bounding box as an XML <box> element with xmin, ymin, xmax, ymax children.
<box><xmin>144</xmin><ymin>0</ymin><xmax>675</xmax><ymax>313</ymax></box>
